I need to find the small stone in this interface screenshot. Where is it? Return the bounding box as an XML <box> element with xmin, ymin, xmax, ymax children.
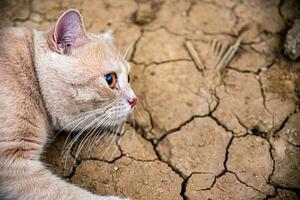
<box><xmin>284</xmin><ymin>19</ymin><xmax>300</xmax><ymax>61</ymax></box>
<box><xmin>260</xmin><ymin>67</ymin><xmax>268</xmax><ymax>72</ymax></box>
<box><xmin>133</xmin><ymin>3</ymin><xmax>158</xmax><ymax>25</ymax></box>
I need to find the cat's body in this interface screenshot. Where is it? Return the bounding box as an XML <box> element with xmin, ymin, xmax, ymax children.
<box><xmin>0</xmin><ymin>10</ymin><xmax>135</xmax><ymax>200</ymax></box>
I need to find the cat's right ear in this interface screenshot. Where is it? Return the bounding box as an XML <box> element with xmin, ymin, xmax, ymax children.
<box><xmin>49</xmin><ymin>9</ymin><xmax>88</xmax><ymax>54</ymax></box>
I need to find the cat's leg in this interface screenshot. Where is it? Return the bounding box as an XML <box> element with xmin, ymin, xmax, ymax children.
<box><xmin>0</xmin><ymin>130</ymin><xmax>128</xmax><ymax>200</ymax></box>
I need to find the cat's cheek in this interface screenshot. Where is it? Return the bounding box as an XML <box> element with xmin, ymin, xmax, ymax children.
<box><xmin>74</xmin><ymin>88</ymin><xmax>102</xmax><ymax>103</ymax></box>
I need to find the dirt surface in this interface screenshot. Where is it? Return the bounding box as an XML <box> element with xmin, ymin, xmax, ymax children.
<box><xmin>1</xmin><ymin>0</ymin><xmax>300</xmax><ymax>199</ymax></box>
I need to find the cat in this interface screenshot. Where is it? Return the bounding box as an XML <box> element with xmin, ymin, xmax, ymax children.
<box><xmin>0</xmin><ymin>9</ymin><xmax>136</xmax><ymax>200</ymax></box>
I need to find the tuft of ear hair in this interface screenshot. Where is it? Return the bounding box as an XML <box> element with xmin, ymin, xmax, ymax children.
<box><xmin>50</xmin><ymin>9</ymin><xmax>88</xmax><ymax>54</ymax></box>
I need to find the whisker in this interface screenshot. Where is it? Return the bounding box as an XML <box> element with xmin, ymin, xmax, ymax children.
<box><xmin>62</xmin><ymin>112</ymin><xmax>110</xmax><ymax>161</ymax></box>
<box><xmin>100</xmin><ymin>124</ymin><xmax>121</xmax><ymax>159</ymax></box>
<box><xmin>112</xmin><ymin>122</ymin><xmax>126</xmax><ymax>158</ymax></box>
<box><xmin>59</xmin><ymin>101</ymin><xmax>115</xmax><ymax>136</ymax></box>
<box><xmin>62</xmin><ymin>112</ymin><xmax>99</xmax><ymax>151</ymax></box>
<box><xmin>86</xmin><ymin>115</ymin><xmax>116</xmax><ymax>156</ymax></box>
<box><xmin>74</xmin><ymin>126</ymin><xmax>97</xmax><ymax>160</ymax></box>
<box><xmin>92</xmin><ymin>119</ymin><xmax>115</xmax><ymax>147</ymax></box>
<box><xmin>79</xmin><ymin>115</ymin><xmax>110</xmax><ymax>158</ymax></box>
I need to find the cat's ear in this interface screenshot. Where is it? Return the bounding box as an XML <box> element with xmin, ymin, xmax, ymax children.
<box><xmin>49</xmin><ymin>9</ymin><xmax>88</xmax><ymax>54</ymax></box>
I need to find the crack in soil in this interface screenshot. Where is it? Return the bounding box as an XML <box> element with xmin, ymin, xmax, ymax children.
<box><xmin>18</xmin><ymin>0</ymin><xmax>298</xmax><ymax>199</ymax></box>
<box><xmin>129</xmin><ymin>28</ymin><xmax>144</xmax><ymax>62</ymax></box>
<box><xmin>277</xmin><ymin>0</ymin><xmax>287</xmax><ymax>26</ymax></box>
<box><xmin>228</xmin><ymin>171</ymin><xmax>267</xmax><ymax>195</ymax></box>
<box><xmin>186</xmin><ymin>0</ymin><xmax>196</xmax><ymax>17</ymax></box>
<box><xmin>132</xmin><ymin>58</ymin><xmax>192</xmax><ymax>68</ymax></box>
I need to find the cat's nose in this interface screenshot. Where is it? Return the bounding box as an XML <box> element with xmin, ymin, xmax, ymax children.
<box><xmin>127</xmin><ymin>98</ymin><xmax>137</xmax><ymax>108</ymax></box>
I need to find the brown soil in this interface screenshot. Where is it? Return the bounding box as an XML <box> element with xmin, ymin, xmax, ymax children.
<box><xmin>1</xmin><ymin>0</ymin><xmax>300</xmax><ymax>199</ymax></box>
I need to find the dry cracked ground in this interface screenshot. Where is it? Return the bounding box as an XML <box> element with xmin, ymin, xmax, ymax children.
<box><xmin>1</xmin><ymin>0</ymin><xmax>300</xmax><ymax>199</ymax></box>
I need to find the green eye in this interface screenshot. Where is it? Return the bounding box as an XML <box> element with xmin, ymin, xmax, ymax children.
<box><xmin>105</xmin><ymin>73</ymin><xmax>117</xmax><ymax>89</ymax></box>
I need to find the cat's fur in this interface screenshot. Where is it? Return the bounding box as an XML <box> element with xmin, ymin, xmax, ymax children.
<box><xmin>0</xmin><ymin>9</ymin><xmax>136</xmax><ymax>200</ymax></box>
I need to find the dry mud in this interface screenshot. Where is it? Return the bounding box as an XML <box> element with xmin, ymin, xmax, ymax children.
<box><xmin>1</xmin><ymin>0</ymin><xmax>300</xmax><ymax>199</ymax></box>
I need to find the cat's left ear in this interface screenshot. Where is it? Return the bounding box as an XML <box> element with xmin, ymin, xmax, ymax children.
<box><xmin>49</xmin><ymin>9</ymin><xmax>88</xmax><ymax>54</ymax></box>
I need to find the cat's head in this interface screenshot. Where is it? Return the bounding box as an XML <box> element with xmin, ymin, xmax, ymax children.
<box><xmin>35</xmin><ymin>9</ymin><xmax>137</xmax><ymax>132</ymax></box>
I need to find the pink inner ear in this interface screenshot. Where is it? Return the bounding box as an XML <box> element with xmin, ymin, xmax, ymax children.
<box><xmin>53</xmin><ymin>10</ymin><xmax>86</xmax><ymax>52</ymax></box>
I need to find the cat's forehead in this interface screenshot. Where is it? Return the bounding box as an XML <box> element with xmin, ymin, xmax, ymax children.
<box><xmin>105</xmin><ymin>57</ymin><xmax>130</xmax><ymax>75</ymax></box>
<box><xmin>102</xmin><ymin>50</ymin><xmax>131</xmax><ymax>75</ymax></box>
<box><xmin>75</xmin><ymin>38</ymin><xmax>131</xmax><ymax>74</ymax></box>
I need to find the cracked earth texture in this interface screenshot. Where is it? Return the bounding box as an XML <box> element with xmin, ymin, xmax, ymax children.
<box><xmin>1</xmin><ymin>0</ymin><xmax>300</xmax><ymax>199</ymax></box>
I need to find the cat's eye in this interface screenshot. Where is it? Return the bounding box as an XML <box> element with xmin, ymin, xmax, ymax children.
<box><xmin>105</xmin><ymin>73</ymin><xmax>117</xmax><ymax>89</ymax></box>
<box><xmin>128</xmin><ymin>75</ymin><xmax>130</xmax><ymax>83</ymax></box>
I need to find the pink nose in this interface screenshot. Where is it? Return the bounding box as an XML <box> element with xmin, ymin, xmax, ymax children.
<box><xmin>127</xmin><ymin>98</ymin><xmax>137</xmax><ymax>108</ymax></box>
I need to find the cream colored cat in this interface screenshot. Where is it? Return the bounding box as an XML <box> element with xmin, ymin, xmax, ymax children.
<box><xmin>0</xmin><ymin>9</ymin><xmax>136</xmax><ymax>200</ymax></box>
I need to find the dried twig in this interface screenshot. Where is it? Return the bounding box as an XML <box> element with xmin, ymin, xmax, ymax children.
<box><xmin>211</xmin><ymin>38</ymin><xmax>241</xmax><ymax>72</ymax></box>
<box><xmin>185</xmin><ymin>41</ymin><xmax>205</xmax><ymax>71</ymax></box>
